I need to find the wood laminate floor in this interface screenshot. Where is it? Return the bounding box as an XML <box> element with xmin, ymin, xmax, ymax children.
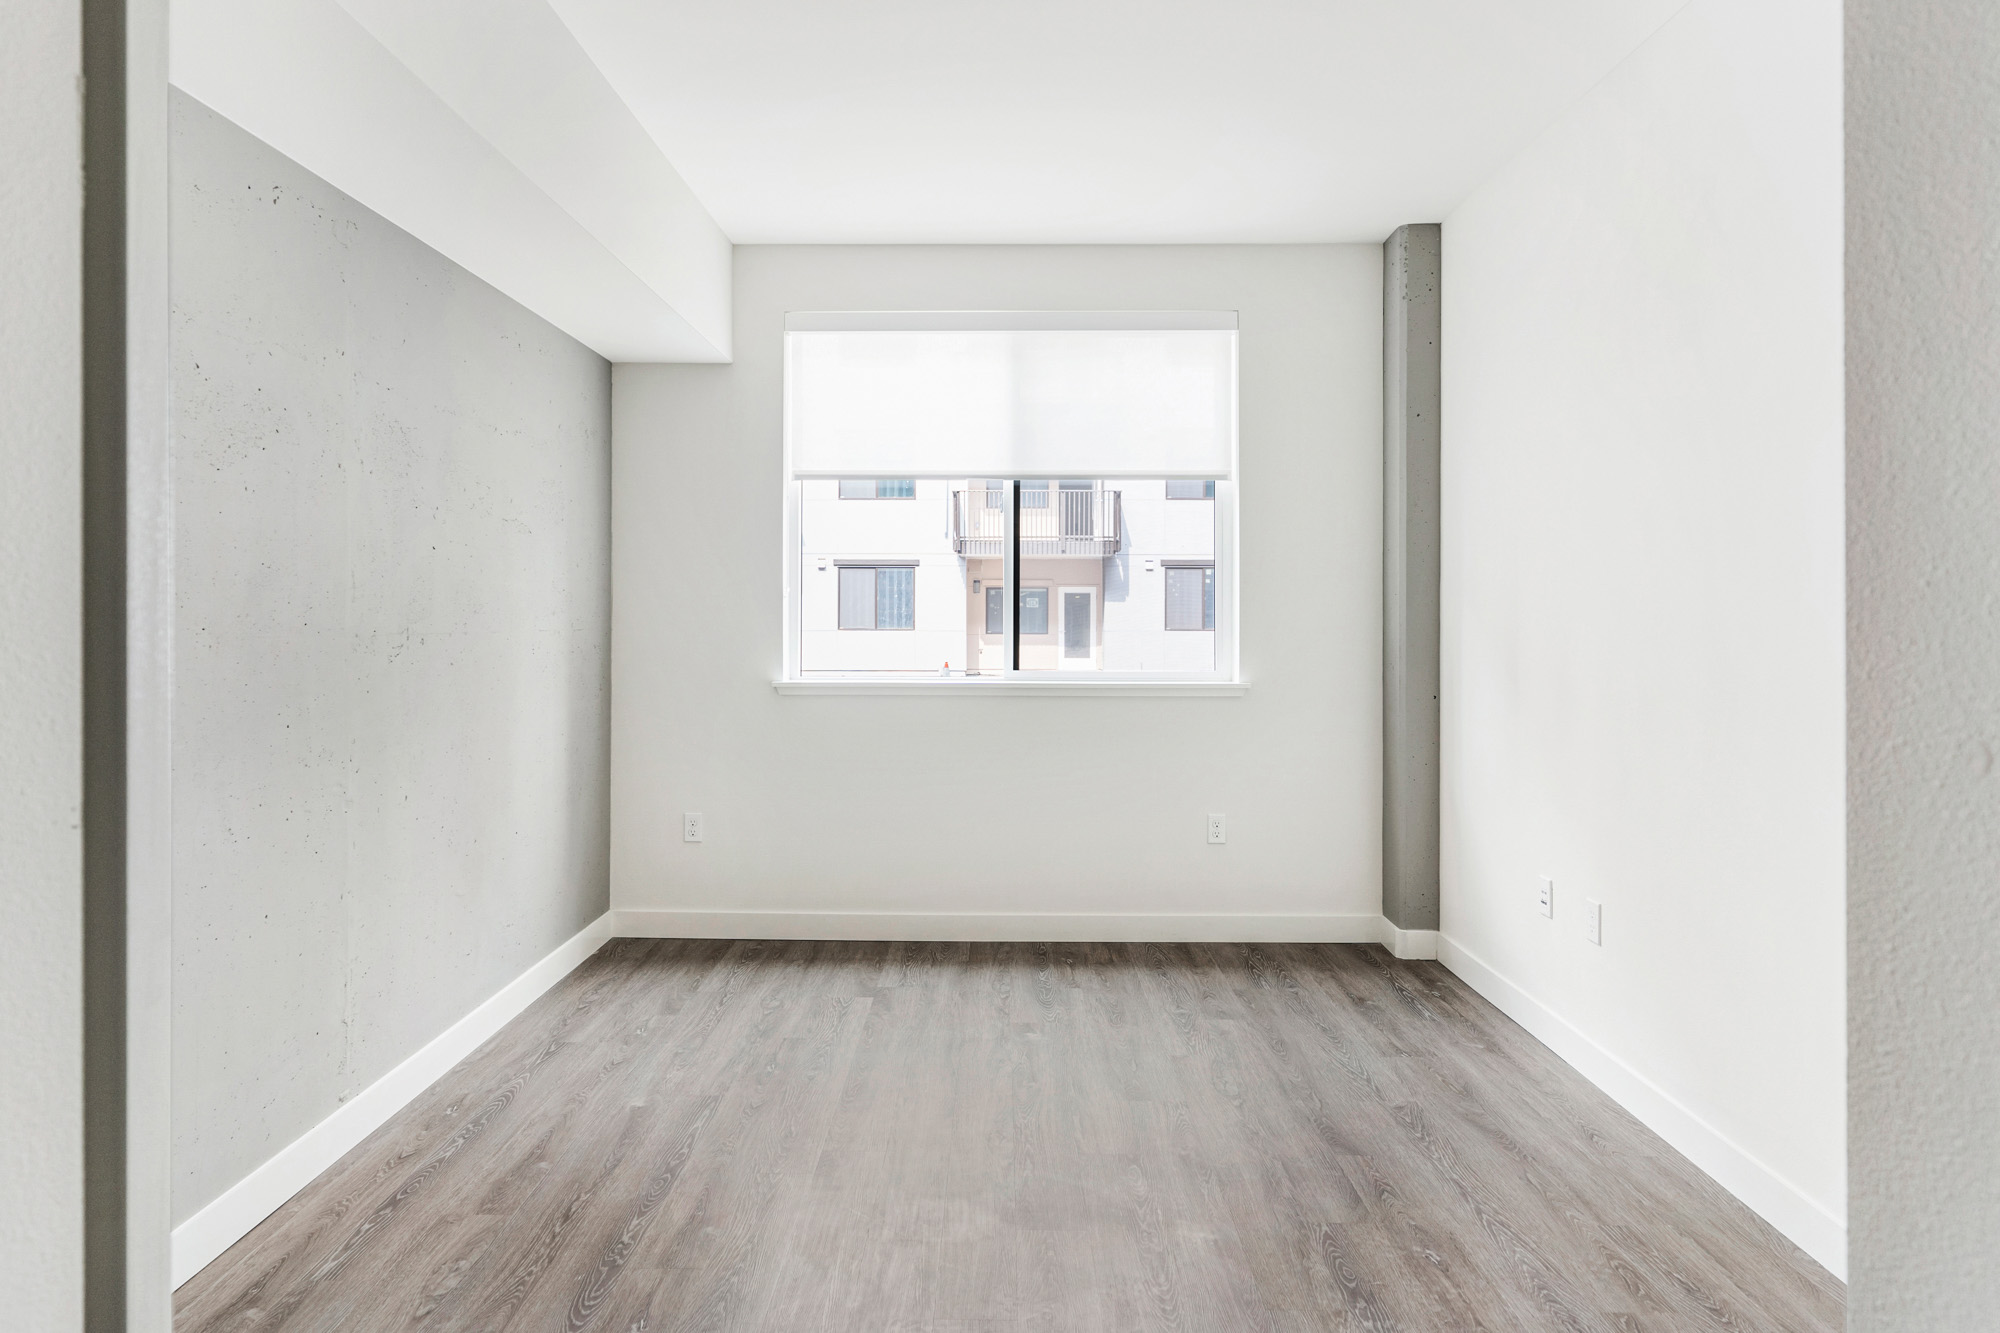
<box><xmin>176</xmin><ymin>941</ymin><xmax>1843</xmax><ymax>1331</ymax></box>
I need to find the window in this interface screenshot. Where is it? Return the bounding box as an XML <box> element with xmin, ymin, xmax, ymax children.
<box><xmin>839</xmin><ymin>479</ymin><xmax>916</xmax><ymax>499</ymax></box>
<box><xmin>1018</xmin><ymin>586</ymin><xmax>1049</xmax><ymax>636</ymax></box>
<box><xmin>838</xmin><ymin>565</ymin><xmax>914</xmax><ymax>629</ymax></box>
<box><xmin>1165</xmin><ymin>565</ymin><xmax>1215</xmax><ymax>631</ymax></box>
<box><xmin>787</xmin><ymin>314</ymin><xmax>1237</xmax><ymax>682</ymax></box>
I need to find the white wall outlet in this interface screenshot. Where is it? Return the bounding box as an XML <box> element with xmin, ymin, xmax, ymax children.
<box><xmin>1538</xmin><ymin>876</ymin><xmax>1554</xmax><ymax>918</ymax></box>
<box><xmin>1206</xmin><ymin>813</ymin><xmax>1227</xmax><ymax>844</ymax></box>
<box><xmin>683</xmin><ymin>812</ymin><xmax>704</xmax><ymax>843</ymax></box>
<box><xmin>1584</xmin><ymin>898</ymin><xmax>1602</xmax><ymax>945</ymax></box>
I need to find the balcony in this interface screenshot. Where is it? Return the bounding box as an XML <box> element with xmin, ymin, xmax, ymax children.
<box><xmin>950</xmin><ymin>487</ymin><xmax>1122</xmax><ymax>557</ymax></box>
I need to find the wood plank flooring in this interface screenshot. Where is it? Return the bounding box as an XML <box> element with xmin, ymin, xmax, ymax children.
<box><xmin>175</xmin><ymin>941</ymin><xmax>1844</xmax><ymax>1331</ymax></box>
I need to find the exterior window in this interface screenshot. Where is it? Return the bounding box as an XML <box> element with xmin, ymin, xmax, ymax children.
<box><xmin>839</xmin><ymin>479</ymin><xmax>915</xmax><ymax>499</ymax></box>
<box><xmin>838</xmin><ymin>565</ymin><xmax>915</xmax><ymax>629</ymax></box>
<box><xmin>1018</xmin><ymin>586</ymin><xmax>1049</xmax><ymax>635</ymax></box>
<box><xmin>1165</xmin><ymin>565</ymin><xmax>1215</xmax><ymax>631</ymax></box>
<box><xmin>787</xmin><ymin>316</ymin><xmax>1237</xmax><ymax>681</ymax></box>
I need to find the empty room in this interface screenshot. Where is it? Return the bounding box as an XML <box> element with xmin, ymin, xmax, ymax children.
<box><xmin>9</xmin><ymin>0</ymin><xmax>2000</xmax><ymax>1329</ymax></box>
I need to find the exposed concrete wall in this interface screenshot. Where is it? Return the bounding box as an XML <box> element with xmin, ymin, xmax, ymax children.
<box><xmin>169</xmin><ymin>91</ymin><xmax>612</xmax><ymax>1226</ymax></box>
<box><xmin>1847</xmin><ymin>1</ymin><xmax>2000</xmax><ymax>1325</ymax></box>
<box><xmin>1</xmin><ymin>1</ymin><xmax>86</xmax><ymax>1323</ymax></box>
<box><xmin>1383</xmin><ymin>223</ymin><xmax>1442</xmax><ymax>932</ymax></box>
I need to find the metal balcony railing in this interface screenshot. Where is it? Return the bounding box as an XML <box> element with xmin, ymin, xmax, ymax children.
<box><xmin>950</xmin><ymin>486</ymin><xmax>1122</xmax><ymax>556</ymax></box>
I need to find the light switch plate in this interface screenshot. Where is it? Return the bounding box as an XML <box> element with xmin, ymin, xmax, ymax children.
<box><xmin>1584</xmin><ymin>899</ymin><xmax>1602</xmax><ymax>945</ymax></box>
<box><xmin>1538</xmin><ymin>877</ymin><xmax>1554</xmax><ymax>918</ymax></box>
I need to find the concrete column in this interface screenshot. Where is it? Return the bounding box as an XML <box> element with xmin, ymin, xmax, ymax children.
<box><xmin>5</xmin><ymin>3</ymin><xmax>88</xmax><ymax>1326</ymax></box>
<box><xmin>1848</xmin><ymin>1</ymin><xmax>2000</xmax><ymax>1326</ymax></box>
<box><xmin>84</xmin><ymin>0</ymin><xmax>176</xmax><ymax>1323</ymax></box>
<box><xmin>1383</xmin><ymin>224</ymin><xmax>1441</xmax><ymax>933</ymax></box>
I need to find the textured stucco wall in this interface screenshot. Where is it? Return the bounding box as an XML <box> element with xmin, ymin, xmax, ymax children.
<box><xmin>1847</xmin><ymin>1</ymin><xmax>2000</xmax><ymax>1326</ymax></box>
<box><xmin>169</xmin><ymin>91</ymin><xmax>612</xmax><ymax>1226</ymax></box>
<box><xmin>1</xmin><ymin>0</ymin><xmax>85</xmax><ymax>1323</ymax></box>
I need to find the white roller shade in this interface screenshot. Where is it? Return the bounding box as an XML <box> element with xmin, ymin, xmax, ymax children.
<box><xmin>785</xmin><ymin>314</ymin><xmax>1237</xmax><ymax>480</ymax></box>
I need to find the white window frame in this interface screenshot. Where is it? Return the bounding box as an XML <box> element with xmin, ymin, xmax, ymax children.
<box><xmin>779</xmin><ymin>316</ymin><xmax>1244</xmax><ymax>696</ymax></box>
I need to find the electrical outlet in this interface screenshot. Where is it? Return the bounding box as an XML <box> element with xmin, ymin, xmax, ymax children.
<box><xmin>683</xmin><ymin>812</ymin><xmax>704</xmax><ymax>843</ymax></box>
<box><xmin>1538</xmin><ymin>876</ymin><xmax>1554</xmax><ymax>918</ymax></box>
<box><xmin>1584</xmin><ymin>899</ymin><xmax>1602</xmax><ymax>946</ymax></box>
<box><xmin>1206</xmin><ymin>813</ymin><xmax>1227</xmax><ymax>844</ymax></box>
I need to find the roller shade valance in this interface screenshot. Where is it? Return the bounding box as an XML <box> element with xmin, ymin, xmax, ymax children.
<box><xmin>784</xmin><ymin>315</ymin><xmax>1237</xmax><ymax>480</ymax></box>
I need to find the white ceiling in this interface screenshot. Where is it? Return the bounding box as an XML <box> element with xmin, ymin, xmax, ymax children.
<box><xmin>547</xmin><ymin>0</ymin><xmax>1689</xmax><ymax>244</ymax></box>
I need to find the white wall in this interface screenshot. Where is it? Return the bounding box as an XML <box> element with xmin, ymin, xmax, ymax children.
<box><xmin>1439</xmin><ymin>0</ymin><xmax>1844</xmax><ymax>1275</ymax></box>
<box><xmin>614</xmin><ymin>245</ymin><xmax>1381</xmax><ymax>926</ymax></box>
<box><xmin>1847</xmin><ymin>0</ymin><xmax>2000</xmax><ymax>1326</ymax></box>
<box><xmin>0</xmin><ymin>0</ymin><xmax>84</xmax><ymax>1323</ymax></box>
<box><xmin>170</xmin><ymin>93</ymin><xmax>613</xmax><ymax>1226</ymax></box>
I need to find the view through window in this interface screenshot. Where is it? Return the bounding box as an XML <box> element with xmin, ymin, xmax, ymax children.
<box><xmin>798</xmin><ymin>479</ymin><xmax>1220</xmax><ymax>675</ymax></box>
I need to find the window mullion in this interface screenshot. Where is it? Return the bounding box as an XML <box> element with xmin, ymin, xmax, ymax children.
<box><xmin>1003</xmin><ymin>480</ymin><xmax>1020</xmax><ymax>676</ymax></box>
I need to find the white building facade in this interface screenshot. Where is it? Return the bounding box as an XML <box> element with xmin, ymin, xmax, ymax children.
<box><xmin>798</xmin><ymin>478</ymin><xmax>1218</xmax><ymax>676</ymax></box>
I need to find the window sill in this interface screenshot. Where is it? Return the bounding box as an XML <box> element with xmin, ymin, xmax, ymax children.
<box><xmin>773</xmin><ymin>678</ymin><xmax>1249</xmax><ymax>697</ymax></box>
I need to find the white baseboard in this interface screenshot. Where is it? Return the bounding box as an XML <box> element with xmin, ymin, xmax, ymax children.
<box><xmin>1379</xmin><ymin>921</ymin><xmax>1440</xmax><ymax>960</ymax></box>
<box><xmin>171</xmin><ymin>910</ymin><xmax>618</xmax><ymax>1289</ymax></box>
<box><xmin>1437</xmin><ymin>934</ymin><xmax>1847</xmax><ymax>1280</ymax></box>
<box><xmin>611</xmin><ymin>908</ymin><xmax>1395</xmax><ymax>944</ymax></box>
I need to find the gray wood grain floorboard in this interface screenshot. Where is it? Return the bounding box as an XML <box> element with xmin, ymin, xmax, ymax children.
<box><xmin>176</xmin><ymin>942</ymin><xmax>1842</xmax><ymax>1332</ymax></box>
